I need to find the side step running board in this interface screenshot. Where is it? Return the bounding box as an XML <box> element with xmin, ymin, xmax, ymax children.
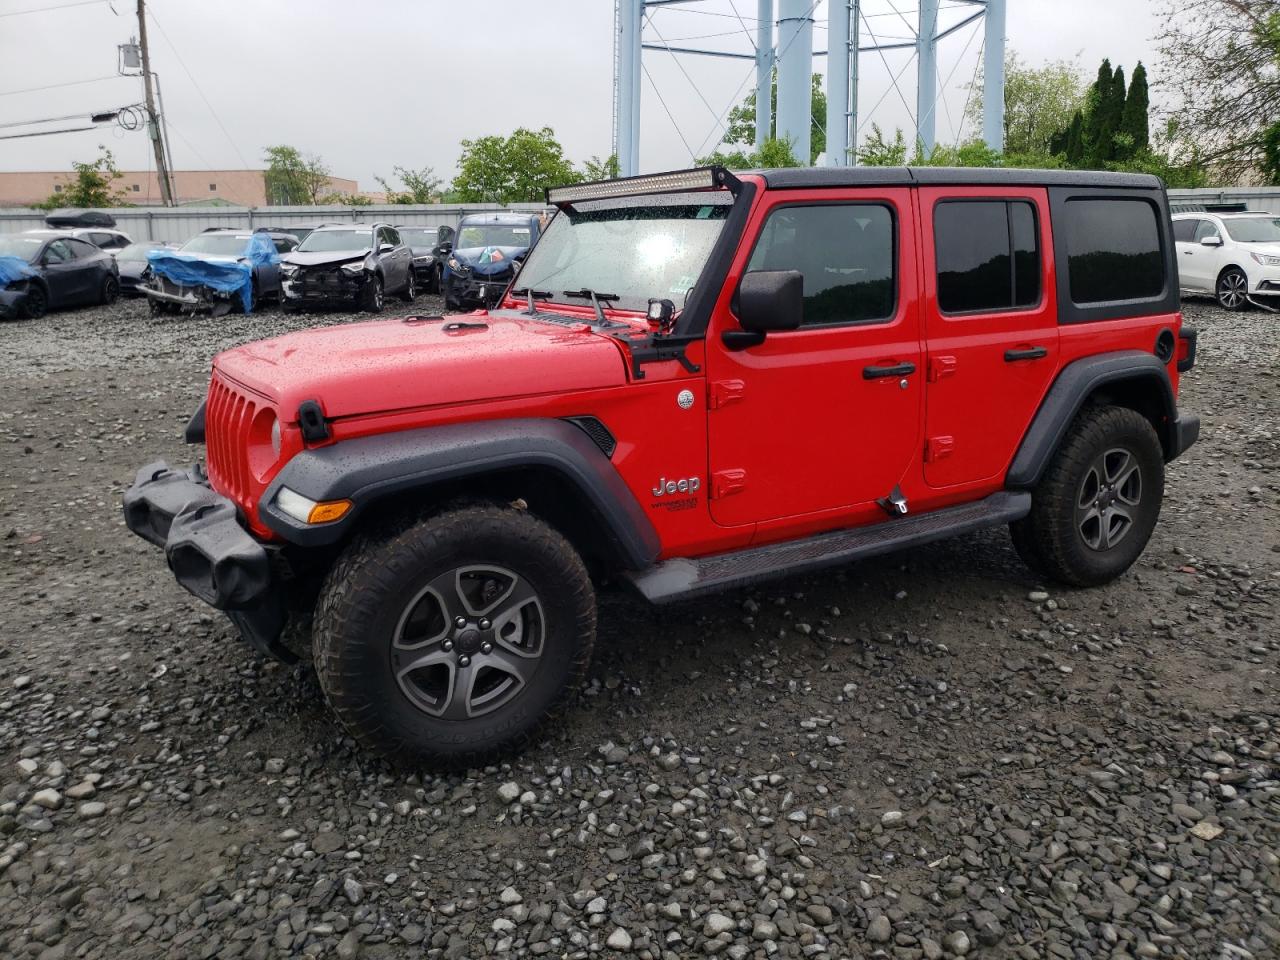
<box><xmin>625</xmin><ymin>491</ymin><xmax>1031</xmax><ymax>604</ymax></box>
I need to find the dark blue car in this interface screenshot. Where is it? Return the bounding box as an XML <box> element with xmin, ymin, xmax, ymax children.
<box><xmin>442</xmin><ymin>213</ymin><xmax>541</xmax><ymax>309</ymax></box>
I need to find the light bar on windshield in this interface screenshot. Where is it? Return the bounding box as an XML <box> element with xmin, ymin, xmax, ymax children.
<box><xmin>546</xmin><ymin>166</ymin><xmax>741</xmax><ymax>207</ymax></box>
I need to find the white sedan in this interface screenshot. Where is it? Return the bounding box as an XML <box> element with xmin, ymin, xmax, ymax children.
<box><xmin>1172</xmin><ymin>211</ymin><xmax>1280</xmax><ymax>311</ymax></box>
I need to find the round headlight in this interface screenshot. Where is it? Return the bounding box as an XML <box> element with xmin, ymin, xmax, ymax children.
<box><xmin>248</xmin><ymin>409</ymin><xmax>282</xmax><ymax>480</ymax></box>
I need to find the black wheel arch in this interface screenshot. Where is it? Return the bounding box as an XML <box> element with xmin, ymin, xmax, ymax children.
<box><xmin>260</xmin><ymin>418</ymin><xmax>661</xmax><ymax>573</ymax></box>
<box><xmin>1007</xmin><ymin>351</ymin><xmax>1183</xmax><ymax>489</ymax></box>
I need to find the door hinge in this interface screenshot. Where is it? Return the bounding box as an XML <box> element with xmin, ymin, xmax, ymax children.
<box><xmin>711</xmin><ymin>468</ymin><xmax>747</xmax><ymax>499</ymax></box>
<box><xmin>709</xmin><ymin>379</ymin><xmax>746</xmax><ymax>410</ymax></box>
<box><xmin>925</xmin><ymin>435</ymin><xmax>955</xmax><ymax>462</ymax></box>
<box><xmin>928</xmin><ymin>355</ymin><xmax>958</xmax><ymax>382</ymax></box>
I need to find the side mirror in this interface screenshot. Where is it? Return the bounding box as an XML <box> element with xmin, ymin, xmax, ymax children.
<box><xmin>1199</xmin><ymin>235</ymin><xmax>1223</xmax><ymax>247</ymax></box>
<box><xmin>725</xmin><ymin>270</ymin><xmax>803</xmax><ymax>350</ymax></box>
<box><xmin>379</xmin><ymin>243</ymin><xmax>394</xmax><ymax>253</ymax></box>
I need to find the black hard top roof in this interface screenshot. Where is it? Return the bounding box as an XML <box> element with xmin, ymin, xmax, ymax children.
<box><xmin>753</xmin><ymin>166</ymin><xmax>1164</xmax><ymax>190</ymax></box>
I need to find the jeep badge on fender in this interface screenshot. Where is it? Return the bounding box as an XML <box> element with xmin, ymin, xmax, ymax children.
<box><xmin>123</xmin><ymin>164</ymin><xmax>1198</xmax><ymax>767</ymax></box>
<box><xmin>652</xmin><ymin>476</ymin><xmax>701</xmax><ymax>497</ymax></box>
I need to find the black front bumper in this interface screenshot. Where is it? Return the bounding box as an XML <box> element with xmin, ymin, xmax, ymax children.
<box><xmin>445</xmin><ymin>273</ymin><xmax>511</xmax><ymax>305</ymax></box>
<box><xmin>1170</xmin><ymin>413</ymin><xmax>1200</xmax><ymax>460</ymax></box>
<box><xmin>123</xmin><ymin>462</ymin><xmax>291</xmax><ymax>660</ymax></box>
<box><xmin>282</xmin><ymin>270</ymin><xmax>368</xmax><ymax>305</ymax></box>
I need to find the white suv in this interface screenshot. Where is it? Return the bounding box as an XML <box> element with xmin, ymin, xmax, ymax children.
<box><xmin>1172</xmin><ymin>211</ymin><xmax>1280</xmax><ymax>311</ymax></box>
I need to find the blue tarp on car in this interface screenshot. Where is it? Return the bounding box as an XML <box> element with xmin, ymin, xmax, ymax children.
<box><xmin>145</xmin><ymin>232</ymin><xmax>278</xmax><ymax>312</ymax></box>
<box><xmin>0</xmin><ymin>256</ymin><xmax>37</xmax><ymax>288</ymax></box>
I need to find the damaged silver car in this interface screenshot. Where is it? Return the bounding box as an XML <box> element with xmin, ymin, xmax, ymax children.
<box><xmin>279</xmin><ymin>223</ymin><xmax>415</xmax><ymax>313</ymax></box>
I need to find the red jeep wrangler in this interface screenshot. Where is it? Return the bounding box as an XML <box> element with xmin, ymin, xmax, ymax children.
<box><xmin>124</xmin><ymin>166</ymin><xmax>1199</xmax><ymax>765</ymax></box>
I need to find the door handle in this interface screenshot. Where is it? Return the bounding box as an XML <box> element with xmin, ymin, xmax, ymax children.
<box><xmin>862</xmin><ymin>362</ymin><xmax>916</xmax><ymax>380</ymax></box>
<box><xmin>1004</xmin><ymin>346</ymin><xmax>1048</xmax><ymax>362</ymax></box>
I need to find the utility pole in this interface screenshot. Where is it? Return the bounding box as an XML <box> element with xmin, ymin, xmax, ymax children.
<box><xmin>136</xmin><ymin>0</ymin><xmax>174</xmax><ymax>206</ymax></box>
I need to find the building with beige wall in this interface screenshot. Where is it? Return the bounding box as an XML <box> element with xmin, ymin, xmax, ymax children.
<box><xmin>0</xmin><ymin>169</ymin><xmax>360</xmax><ymax>208</ymax></box>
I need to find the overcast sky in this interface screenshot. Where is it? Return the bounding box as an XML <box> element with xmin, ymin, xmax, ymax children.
<box><xmin>0</xmin><ymin>0</ymin><xmax>1163</xmax><ymax>190</ymax></box>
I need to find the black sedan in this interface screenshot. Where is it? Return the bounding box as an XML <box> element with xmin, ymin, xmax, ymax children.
<box><xmin>395</xmin><ymin>224</ymin><xmax>454</xmax><ymax>294</ymax></box>
<box><xmin>0</xmin><ymin>231</ymin><xmax>120</xmax><ymax>320</ymax></box>
<box><xmin>113</xmin><ymin>241</ymin><xmax>170</xmax><ymax>296</ymax></box>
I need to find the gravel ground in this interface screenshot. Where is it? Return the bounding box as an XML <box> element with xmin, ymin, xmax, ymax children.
<box><xmin>0</xmin><ymin>293</ymin><xmax>1276</xmax><ymax>960</ymax></box>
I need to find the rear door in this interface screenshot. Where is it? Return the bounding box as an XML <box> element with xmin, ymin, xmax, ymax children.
<box><xmin>1172</xmin><ymin>218</ymin><xmax>1207</xmax><ymax>291</ymax></box>
<box><xmin>919</xmin><ymin>187</ymin><xmax>1059</xmax><ymax>488</ymax></box>
<box><xmin>705</xmin><ymin>189</ymin><xmax>923</xmax><ymax>526</ymax></box>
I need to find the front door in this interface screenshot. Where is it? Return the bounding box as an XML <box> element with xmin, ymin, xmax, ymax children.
<box><xmin>705</xmin><ymin>189</ymin><xmax>923</xmax><ymax>527</ymax></box>
<box><xmin>40</xmin><ymin>239</ymin><xmax>89</xmax><ymax>307</ymax></box>
<box><xmin>918</xmin><ymin>187</ymin><xmax>1060</xmax><ymax>488</ymax></box>
<box><xmin>1181</xmin><ymin>218</ymin><xmax>1224</xmax><ymax>291</ymax></box>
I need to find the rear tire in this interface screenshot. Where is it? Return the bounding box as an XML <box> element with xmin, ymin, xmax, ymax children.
<box><xmin>360</xmin><ymin>275</ymin><xmax>384</xmax><ymax>313</ymax></box>
<box><xmin>1010</xmin><ymin>405</ymin><xmax>1164</xmax><ymax>587</ymax></box>
<box><xmin>1216</xmin><ymin>267</ymin><xmax>1250</xmax><ymax>311</ymax></box>
<box><xmin>100</xmin><ymin>275</ymin><xmax>119</xmax><ymax>306</ymax></box>
<box><xmin>313</xmin><ymin>505</ymin><xmax>596</xmax><ymax>767</ymax></box>
<box><xmin>400</xmin><ymin>269</ymin><xmax>417</xmax><ymax>303</ymax></box>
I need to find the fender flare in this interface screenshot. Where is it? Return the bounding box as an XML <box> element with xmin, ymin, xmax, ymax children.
<box><xmin>259</xmin><ymin>418</ymin><xmax>661</xmax><ymax>568</ymax></box>
<box><xmin>1006</xmin><ymin>351</ymin><xmax>1178</xmax><ymax>489</ymax></box>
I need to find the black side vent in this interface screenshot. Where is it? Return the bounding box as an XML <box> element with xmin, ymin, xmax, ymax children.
<box><xmin>565</xmin><ymin>416</ymin><xmax>616</xmax><ymax>458</ymax></box>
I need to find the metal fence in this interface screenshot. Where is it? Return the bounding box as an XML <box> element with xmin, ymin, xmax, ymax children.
<box><xmin>1</xmin><ymin>188</ymin><xmax>1276</xmax><ymax>244</ymax></box>
<box><xmin>0</xmin><ymin>202</ymin><xmax>549</xmax><ymax>244</ymax></box>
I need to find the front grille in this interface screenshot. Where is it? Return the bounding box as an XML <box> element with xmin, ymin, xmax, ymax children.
<box><xmin>294</xmin><ymin>268</ymin><xmax>359</xmax><ymax>296</ymax></box>
<box><xmin>204</xmin><ymin>374</ymin><xmax>259</xmax><ymax>513</ymax></box>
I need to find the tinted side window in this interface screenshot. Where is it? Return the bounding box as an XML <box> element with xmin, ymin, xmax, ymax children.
<box><xmin>385</xmin><ymin>228</ymin><xmax>401</xmax><ymax>246</ymax></box>
<box><xmin>934</xmin><ymin>200</ymin><xmax>1040</xmax><ymax>314</ymax></box>
<box><xmin>746</xmin><ymin>203</ymin><xmax>895</xmax><ymax>326</ymax></box>
<box><xmin>66</xmin><ymin>238</ymin><xmax>99</xmax><ymax>259</ymax></box>
<box><xmin>44</xmin><ymin>240</ymin><xmax>72</xmax><ymax>263</ymax></box>
<box><xmin>1192</xmin><ymin>219</ymin><xmax>1220</xmax><ymax>243</ymax></box>
<box><xmin>1062</xmin><ymin>199</ymin><xmax>1164</xmax><ymax>304</ymax></box>
<box><xmin>1171</xmin><ymin>219</ymin><xmax>1198</xmax><ymax>243</ymax></box>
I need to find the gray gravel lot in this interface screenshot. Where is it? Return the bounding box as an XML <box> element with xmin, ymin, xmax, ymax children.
<box><xmin>0</xmin><ymin>294</ymin><xmax>1277</xmax><ymax>960</ymax></box>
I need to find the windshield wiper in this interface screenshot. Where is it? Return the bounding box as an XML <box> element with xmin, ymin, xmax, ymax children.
<box><xmin>563</xmin><ymin>288</ymin><xmax>620</xmax><ymax>326</ymax></box>
<box><xmin>511</xmin><ymin>286</ymin><xmax>553</xmax><ymax>314</ymax></box>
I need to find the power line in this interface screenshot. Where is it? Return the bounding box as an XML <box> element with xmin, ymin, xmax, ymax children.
<box><xmin>144</xmin><ymin>7</ymin><xmax>250</xmax><ymax>169</ymax></box>
<box><xmin>0</xmin><ymin>125</ymin><xmax>98</xmax><ymax>140</ymax></box>
<box><xmin>0</xmin><ymin>75</ymin><xmax>124</xmax><ymax>98</ymax></box>
<box><xmin>0</xmin><ymin>0</ymin><xmax>104</xmax><ymax>18</ymax></box>
<box><xmin>641</xmin><ymin>62</ymin><xmax>698</xmax><ymax>163</ymax></box>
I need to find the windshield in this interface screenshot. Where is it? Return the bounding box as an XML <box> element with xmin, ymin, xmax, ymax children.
<box><xmin>181</xmin><ymin>234</ymin><xmax>251</xmax><ymax>256</ymax></box>
<box><xmin>1223</xmin><ymin>217</ymin><xmax>1280</xmax><ymax>243</ymax></box>
<box><xmin>456</xmin><ymin>224</ymin><xmax>532</xmax><ymax>249</ymax></box>
<box><xmin>0</xmin><ymin>236</ymin><xmax>44</xmax><ymax>260</ymax></box>
<box><xmin>117</xmin><ymin>242</ymin><xmax>161</xmax><ymax>261</ymax></box>
<box><xmin>514</xmin><ymin>194</ymin><xmax>732</xmax><ymax>312</ymax></box>
<box><xmin>297</xmin><ymin>229</ymin><xmax>372</xmax><ymax>252</ymax></box>
<box><xmin>399</xmin><ymin>228</ymin><xmax>439</xmax><ymax>247</ymax></box>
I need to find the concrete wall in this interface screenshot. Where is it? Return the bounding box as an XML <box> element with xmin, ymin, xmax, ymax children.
<box><xmin>0</xmin><ymin>203</ymin><xmax>549</xmax><ymax>244</ymax></box>
<box><xmin>0</xmin><ymin>171</ymin><xmax>360</xmax><ymax>208</ymax></box>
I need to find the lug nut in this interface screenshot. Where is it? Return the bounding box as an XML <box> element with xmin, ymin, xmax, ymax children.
<box><xmin>480</xmin><ymin>642</ymin><xmax>493</xmax><ymax>654</ymax></box>
<box><xmin>479</xmin><ymin>618</ymin><xmax>491</xmax><ymax>630</ymax></box>
<box><xmin>442</xmin><ymin>640</ymin><xmax>453</xmax><ymax>651</ymax></box>
<box><xmin>458</xmin><ymin>655</ymin><xmax>471</xmax><ymax>667</ymax></box>
<box><xmin>454</xmin><ymin>616</ymin><xmax>467</xmax><ymax>628</ymax></box>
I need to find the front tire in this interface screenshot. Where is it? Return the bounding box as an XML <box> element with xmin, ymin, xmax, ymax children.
<box><xmin>1216</xmin><ymin>267</ymin><xmax>1250</xmax><ymax>311</ymax></box>
<box><xmin>313</xmin><ymin>505</ymin><xmax>596</xmax><ymax>767</ymax></box>
<box><xmin>19</xmin><ymin>284</ymin><xmax>48</xmax><ymax>319</ymax></box>
<box><xmin>360</xmin><ymin>275</ymin><xmax>384</xmax><ymax>313</ymax></box>
<box><xmin>1010</xmin><ymin>405</ymin><xmax>1164</xmax><ymax>587</ymax></box>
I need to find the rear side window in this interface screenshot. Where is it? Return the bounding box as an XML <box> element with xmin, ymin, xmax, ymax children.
<box><xmin>1062</xmin><ymin>199</ymin><xmax>1164</xmax><ymax>304</ymax></box>
<box><xmin>934</xmin><ymin>200</ymin><xmax>1040</xmax><ymax>314</ymax></box>
<box><xmin>745</xmin><ymin>203</ymin><xmax>895</xmax><ymax>326</ymax></box>
<box><xmin>1171</xmin><ymin>219</ymin><xmax>1197</xmax><ymax>243</ymax></box>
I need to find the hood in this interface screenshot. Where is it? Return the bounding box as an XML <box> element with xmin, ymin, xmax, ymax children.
<box><xmin>213</xmin><ymin>310</ymin><xmax>627</xmax><ymax>420</ymax></box>
<box><xmin>1246</xmin><ymin>241</ymin><xmax>1280</xmax><ymax>257</ymax></box>
<box><xmin>452</xmin><ymin>245</ymin><xmax>525</xmax><ymax>276</ymax></box>
<box><xmin>284</xmin><ymin>249</ymin><xmax>371</xmax><ymax>268</ymax></box>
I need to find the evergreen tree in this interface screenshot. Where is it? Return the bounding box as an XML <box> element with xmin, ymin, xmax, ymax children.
<box><xmin>1083</xmin><ymin>60</ymin><xmax>1113</xmax><ymax>155</ymax></box>
<box><xmin>1064</xmin><ymin>110</ymin><xmax>1085</xmax><ymax>165</ymax></box>
<box><xmin>1119</xmin><ymin>62</ymin><xmax>1151</xmax><ymax>156</ymax></box>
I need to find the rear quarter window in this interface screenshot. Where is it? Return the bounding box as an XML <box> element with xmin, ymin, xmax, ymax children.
<box><xmin>1062</xmin><ymin>198</ymin><xmax>1164</xmax><ymax>305</ymax></box>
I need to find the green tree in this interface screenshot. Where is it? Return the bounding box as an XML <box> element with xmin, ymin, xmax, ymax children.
<box><xmin>965</xmin><ymin>51</ymin><xmax>1087</xmax><ymax>156</ymax></box>
<box><xmin>263</xmin><ymin>145</ymin><xmax>332</xmax><ymax>205</ymax></box>
<box><xmin>698</xmin><ymin>137</ymin><xmax>800</xmax><ymax>170</ymax></box>
<box><xmin>1118</xmin><ymin>62</ymin><xmax>1150</xmax><ymax>157</ymax></box>
<box><xmin>1156</xmin><ymin>0</ymin><xmax>1280</xmax><ymax>181</ymax></box>
<box><xmin>1063</xmin><ymin>110</ymin><xmax>1085</xmax><ymax>164</ymax></box>
<box><xmin>451</xmin><ymin>127</ymin><xmax>580</xmax><ymax>203</ymax></box>
<box><xmin>856</xmin><ymin>124</ymin><xmax>908</xmax><ymax>166</ymax></box>
<box><xmin>1083</xmin><ymin>60</ymin><xmax>1126</xmax><ymax>164</ymax></box>
<box><xmin>38</xmin><ymin>145</ymin><xmax>129</xmax><ymax>209</ymax></box>
<box><xmin>582</xmin><ymin>154</ymin><xmax>620</xmax><ymax>180</ymax></box>
<box><xmin>1263</xmin><ymin>121</ymin><xmax>1280</xmax><ymax>184</ymax></box>
<box><xmin>375</xmin><ymin>165</ymin><xmax>442</xmax><ymax>204</ymax></box>
<box><xmin>722</xmin><ymin>71</ymin><xmax>827</xmax><ymax>164</ymax></box>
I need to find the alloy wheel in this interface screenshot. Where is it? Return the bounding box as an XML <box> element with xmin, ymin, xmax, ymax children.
<box><xmin>1076</xmin><ymin>447</ymin><xmax>1143</xmax><ymax>551</ymax></box>
<box><xmin>1218</xmin><ymin>271</ymin><xmax>1247</xmax><ymax>309</ymax></box>
<box><xmin>390</xmin><ymin>565</ymin><xmax>545</xmax><ymax>720</ymax></box>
